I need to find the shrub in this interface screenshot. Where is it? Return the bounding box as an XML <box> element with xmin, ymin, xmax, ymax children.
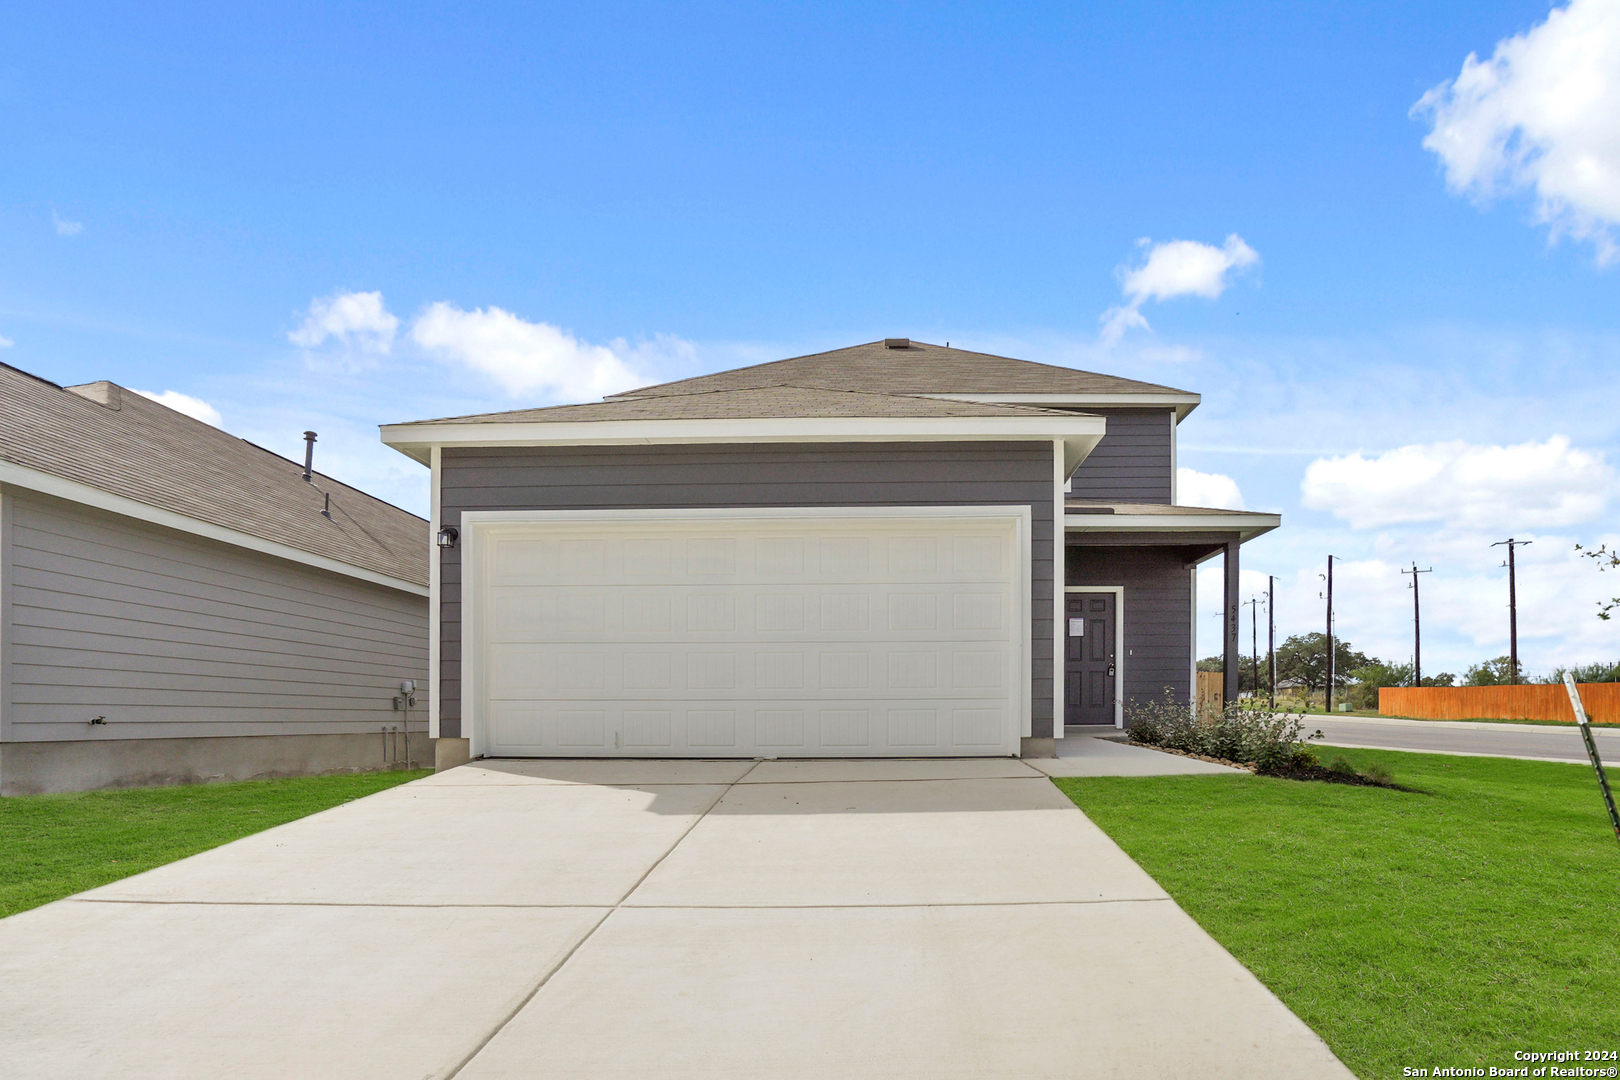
<box><xmin>1126</xmin><ymin>692</ymin><xmax>1322</xmax><ymax>771</ymax></box>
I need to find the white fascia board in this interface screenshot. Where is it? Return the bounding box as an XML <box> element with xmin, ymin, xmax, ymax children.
<box><xmin>921</xmin><ymin>392</ymin><xmax>1202</xmax><ymax>421</ymax></box>
<box><xmin>381</xmin><ymin>414</ymin><xmax>1107</xmax><ymax>468</ymax></box>
<box><xmin>1065</xmin><ymin>512</ymin><xmax>1281</xmax><ymax>543</ymax></box>
<box><xmin>462</xmin><ymin>504</ymin><xmax>1034</xmax><ymax>527</ymax></box>
<box><xmin>0</xmin><ymin>458</ymin><xmax>429</xmax><ymax>597</ymax></box>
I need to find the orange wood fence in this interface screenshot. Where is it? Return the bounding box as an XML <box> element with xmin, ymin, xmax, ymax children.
<box><xmin>1196</xmin><ymin>671</ymin><xmax>1223</xmax><ymax>721</ymax></box>
<box><xmin>1380</xmin><ymin>684</ymin><xmax>1620</xmax><ymax>724</ymax></box>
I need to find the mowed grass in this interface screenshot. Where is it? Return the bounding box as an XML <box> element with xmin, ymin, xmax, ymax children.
<box><xmin>1054</xmin><ymin>748</ymin><xmax>1620</xmax><ymax>1079</ymax></box>
<box><xmin>0</xmin><ymin>770</ymin><xmax>429</xmax><ymax>918</ymax></box>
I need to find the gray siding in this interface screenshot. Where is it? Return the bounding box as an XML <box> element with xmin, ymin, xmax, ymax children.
<box><xmin>0</xmin><ymin>487</ymin><xmax>428</xmax><ymax>743</ymax></box>
<box><xmin>1067</xmin><ymin>409</ymin><xmax>1174</xmax><ymax>504</ymax></box>
<box><xmin>439</xmin><ymin>442</ymin><xmax>1058</xmax><ymax>739</ymax></box>
<box><xmin>1066</xmin><ymin>545</ymin><xmax>1192</xmax><ymax>710</ymax></box>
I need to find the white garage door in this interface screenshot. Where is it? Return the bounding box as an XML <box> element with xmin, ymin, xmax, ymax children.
<box><xmin>465</xmin><ymin>509</ymin><xmax>1029</xmax><ymax>758</ymax></box>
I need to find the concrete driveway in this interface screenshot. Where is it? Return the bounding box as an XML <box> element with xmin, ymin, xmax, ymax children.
<box><xmin>0</xmin><ymin>758</ymin><xmax>1351</xmax><ymax>1079</ymax></box>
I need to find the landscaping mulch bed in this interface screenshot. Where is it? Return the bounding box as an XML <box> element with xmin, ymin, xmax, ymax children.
<box><xmin>1128</xmin><ymin>740</ymin><xmax>1412</xmax><ymax>790</ymax></box>
<box><xmin>1259</xmin><ymin>761</ymin><xmax>1418</xmax><ymax>791</ymax></box>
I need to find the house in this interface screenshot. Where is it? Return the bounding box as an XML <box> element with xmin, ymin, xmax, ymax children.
<box><xmin>381</xmin><ymin>339</ymin><xmax>1278</xmax><ymax>765</ymax></box>
<box><xmin>0</xmin><ymin>363</ymin><xmax>429</xmax><ymax>795</ymax></box>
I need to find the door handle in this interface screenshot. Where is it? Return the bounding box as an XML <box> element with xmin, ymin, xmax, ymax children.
<box><xmin>1107</xmin><ymin>664</ymin><xmax>1116</xmax><ymax>677</ymax></box>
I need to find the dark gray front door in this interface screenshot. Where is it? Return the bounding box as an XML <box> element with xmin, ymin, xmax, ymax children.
<box><xmin>1065</xmin><ymin>593</ymin><xmax>1116</xmax><ymax>726</ymax></box>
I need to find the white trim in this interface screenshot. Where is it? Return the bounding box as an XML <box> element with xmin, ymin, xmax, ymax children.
<box><xmin>0</xmin><ymin>485</ymin><xmax>9</xmax><ymax>743</ymax></box>
<box><xmin>921</xmin><ymin>392</ymin><xmax>1201</xmax><ymax>421</ymax></box>
<box><xmin>1169</xmin><ymin>408</ymin><xmax>1178</xmax><ymax>504</ymax></box>
<box><xmin>460</xmin><ymin>505</ymin><xmax>1034</xmax><ymax>759</ymax></box>
<box><xmin>0</xmin><ymin>458</ymin><xmax>428</xmax><ymax>597</ymax></box>
<box><xmin>1189</xmin><ymin>567</ymin><xmax>1198</xmax><ymax>708</ymax></box>
<box><xmin>1052</xmin><ymin>440</ymin><xmax>1066</xmax><ymax>740</ymax></box>
<box><xmin>1066</xmin><ymin>511</ymin><xmax>1280</xmax><ymax>543</ymax></box>
<box><xmin>381</xmin><ymin>415</ymin><xmax>1107</xmax><ymax>468</ymax></box>
<box><xmin>429</xmin><ymin>445</ymin><xmax>442</xmax><ymax>739</ymax></box>
<box><xmin>1065</xmin><ymin>585</ymin><xmax>1126</xmax><ymax>728</ymax></box>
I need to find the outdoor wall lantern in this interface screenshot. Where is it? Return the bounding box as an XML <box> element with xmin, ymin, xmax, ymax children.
<box><xmin>436</xmin><ymin>527</ymin><xmax>459</xmax><ymax>549</ymax></box>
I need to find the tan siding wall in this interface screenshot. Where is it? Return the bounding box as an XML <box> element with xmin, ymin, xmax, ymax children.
<box><xmin>1</xmin><ymin>487</ymin><xmax>428</xmax><ymax>742</ymax></box>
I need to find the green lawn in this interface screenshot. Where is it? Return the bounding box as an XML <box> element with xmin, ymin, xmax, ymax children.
<box><xmin>0</xmin><ymin>770</ymin><xmax>429</xmax><ymax>918</ymax></box>
<box><xmin>1054</xmin><ymin>748</ymin><xmax>1620</xmax><ymax>1079</ymax></box>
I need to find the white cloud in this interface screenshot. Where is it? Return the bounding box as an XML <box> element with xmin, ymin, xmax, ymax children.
<box><xmin>132</xmin><ymin>389</ymin><xmax>223</xmax><ymax>427</ymax></box>
<box><xmin>52</xmin><ymin>211</ymin><xmax>83</xmax><ymax>237</ymax></box>
<box><xmin>1413</xmin><ymin>0</ymin><xmax>1620</xmax><ymax>264</ymax></box>
<box><xmin>1100</xmin><ymin>234</ymin><xmax>1258</xmax><ymax>345</ymax></box>
<box><xmin>1301</xmin><ymin>436</ymin><xmax>1612</xmax><ymax>529</ymax></box>
<box><xmin>1177</xmin><ymin>467</ymin><xmax>1246</xmax><ymax>509</ymax></box>
<box><xmin>0</xmin><ymin>334</ymin><xmax>12</xmax><ymax>348</ymax></box>
<box><xmin>410</xmin><ymin>302</ymin><xmax>646</xmax><ymax>399</ymax></box>
<box><xmin>289</xmin><ymin>290</ymin><xmax>399</xmax><ymax>363</ymax></box>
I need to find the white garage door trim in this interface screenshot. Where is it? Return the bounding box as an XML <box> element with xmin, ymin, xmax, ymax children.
<box><xmin>461</xmin><ymin>506</ymin><xmax>1032</xmax><ymax>758</ymax></box>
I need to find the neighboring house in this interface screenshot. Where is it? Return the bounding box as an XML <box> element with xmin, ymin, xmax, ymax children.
<box><xmin>382</xmin><ymin>339</ymin><xmax>1277</xmax><ymax>764</ymax></box>
<box><xmin>0</xmin><ymin>364</ymin><xmax>429</xmax><ymax>795</ymax></box>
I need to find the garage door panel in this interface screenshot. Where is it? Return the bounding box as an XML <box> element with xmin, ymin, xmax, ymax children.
<box><xmin>474</xmin><ymin>515</ymin><xmax>1025</xmax><ymax>757</ymax></box>
<box><xmin>493</xmin><ymin>585</ymin><xmax>1008</xmax><ymax>644</ymax></box>
<box><xmin>482</xmin><ymin>698</ymin><xmax>1013</xmax><ymax>755</ymax></box>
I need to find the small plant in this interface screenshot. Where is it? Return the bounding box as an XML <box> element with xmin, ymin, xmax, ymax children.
<box><xmin>1126</xmin><ymin>692</ymin><xmax>1322</xmax><ymax>771</ymax></box>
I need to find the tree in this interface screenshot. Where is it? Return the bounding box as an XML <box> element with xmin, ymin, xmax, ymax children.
<box><xmin>1275</xmin><ymin>632</ymin><xmax>1371</xmax><ymax>695</ymax></box>
<box><xmin>1465</xmin><ymin>656</ymin><xmax>1516</xmax><ymax>686</ymax></box>
<box><xmin>1575</xmin><ymin>542</ymin><xmax>1620</xmax><ymax>620</ymax></box>
<box><xmin>1346</xmin><ymin>659</ymin><xmax>1413</xmax><ymax>710</ymax></box>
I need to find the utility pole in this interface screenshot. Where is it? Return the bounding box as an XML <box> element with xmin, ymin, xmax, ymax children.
<box><xmin>1267</xmin><ymin>575</ymin><xmax>1276</xmax><ymax>711</ymax></box>
<box><xmin>1491</xmin><ymin>539</ymin><xmax>1531</xmax><ymax>684</ymax></box>
<box><xmin>1402</xmin><ymin>563</ymin><xmax>1432</xmax><ymax>686</ymax></box>
<box><xmin>1243</xmin><ymin>596</ymin><xmax>1260</xmax><ymax>700</ymax></box>
<box><xmin>1322</xmin><ymin>556</ymin><xmax>1338</xmax><ymax>713</ymax></box>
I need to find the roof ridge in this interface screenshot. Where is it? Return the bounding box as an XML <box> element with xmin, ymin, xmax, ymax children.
<box><xmin>608</xmin><ymin>339</ymin><xmax>1194</xmax><ymax>400</ymax></box>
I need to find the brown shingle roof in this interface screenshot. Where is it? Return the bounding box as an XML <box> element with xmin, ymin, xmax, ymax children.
<box><xmin>409</xmin><ymin>385</ymin><xmax>1085</xmax><ymax>425</ymax></box>
<box><xmin>610</xmin><ymin>340</ymin><xmax>1194</xmax><ymax>399</ymax></box>
<box><xmin>0</xmin><ymin>364</ymin><xmax>426</xmax><ymax>588</ymax></box>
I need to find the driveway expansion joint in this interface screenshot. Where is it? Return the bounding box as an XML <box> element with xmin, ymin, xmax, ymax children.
<box><xmin>443</xmin><ymin>758</ymin><xmax>764</xmax><ymax>1080</ymax></box>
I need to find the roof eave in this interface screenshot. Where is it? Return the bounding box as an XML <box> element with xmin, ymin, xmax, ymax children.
<box><xmin>0</xmin><ymin>457</ymin><xmax>428</xmax><ymax>594</ymax></box>
<box><xmin>922</xmin><ymin>392</ymin><xmax>1201</xmax><ymax>421</ymax></box>
<box><xmin>381</xmin><ymin>414</ymin><xmax>1108</xmax><ymax>469</ymax></box>
<box><xmin>1064</xmin><ymin>510</ymin><xmax>1280</xmax><ymax>544</ymax></box>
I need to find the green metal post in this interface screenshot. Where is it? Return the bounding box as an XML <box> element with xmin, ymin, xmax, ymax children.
<box><xmin>1564</xmin><ymin>674</ymin><xmax>1620</xmax><ymax>846</ymax></box>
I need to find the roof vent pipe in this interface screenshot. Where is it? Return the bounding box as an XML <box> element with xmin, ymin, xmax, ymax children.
<box><xmin>302</xmin><ymin>431</ymin><xmax>317</xmax><ymax>482</ymax></box>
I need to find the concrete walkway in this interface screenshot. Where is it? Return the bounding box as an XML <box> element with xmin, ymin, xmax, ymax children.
<box><xmin>0</xmin><ymin>758</ymin><xmax>1349</xmax><ymax>1079</ymax></box>
<box><xmin>1034</xmin><ymin>725</ymin><xmax>1251</xmax><ymax>777</ymax></box>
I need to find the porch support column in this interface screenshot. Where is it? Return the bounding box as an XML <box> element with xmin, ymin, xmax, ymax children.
<box><xmin>1223</xmin><ymin>539</ymin><xmax>1240</xmax><ymax>705</ymax></box>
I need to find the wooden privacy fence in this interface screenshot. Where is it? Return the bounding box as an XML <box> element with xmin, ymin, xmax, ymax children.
<box><xmin>1196</xmin><ymin>671</ymin><xmax>1223</xmax><ymax>721</ymax></box>
<box><xmin>1381</xmin><ymin>684</ymin><xmax>1620</xmax><ymax>724</ymax></box>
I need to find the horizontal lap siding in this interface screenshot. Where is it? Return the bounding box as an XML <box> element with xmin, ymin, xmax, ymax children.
<box><xmin>1067</xmin><ymin>409</ymin><xmax>1174</xmax><ymax>504</ymax></box>
<box><xmin>2</xmin><ymin>488</ymin><xmax>428</xmax><ymax>742</ymax></box>
<box><xmin>1066</xmin><ymin>546</ymin><xmax>1192</xmax><ymax>708</ymax></box>
<box><xmin>439</xmin><ymin>442</ymin><xmax>1057</xmax><ymax>739</ymax></box>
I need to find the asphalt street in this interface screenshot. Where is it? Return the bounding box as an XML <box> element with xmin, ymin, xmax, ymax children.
<box><xmin>1308</xmin><ymin>715</ymin><xmax>1620</xmax><ymax>764</ymax></box>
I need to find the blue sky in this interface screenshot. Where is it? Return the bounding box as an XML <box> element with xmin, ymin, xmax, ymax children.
<box><xmin>4</xmin><ymin>0</ymin><xmax>1619</xmax><ymax>676</ymax></box>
